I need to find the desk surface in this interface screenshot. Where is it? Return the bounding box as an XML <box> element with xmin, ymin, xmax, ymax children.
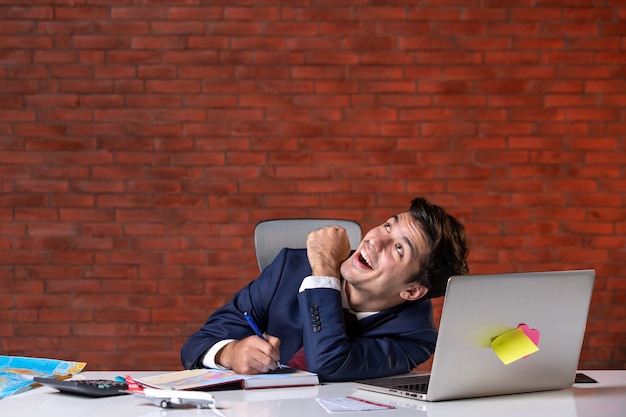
<box><xmin>2</xmin><ymin>370</ymin><xmax>626</xmax><ymax>417</ymax></box>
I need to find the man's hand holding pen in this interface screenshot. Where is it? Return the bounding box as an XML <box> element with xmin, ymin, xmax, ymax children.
<box><xmin>215</xmin><ymin>333</ymin><xmax>282</xmax><ymax>375</ymax></box>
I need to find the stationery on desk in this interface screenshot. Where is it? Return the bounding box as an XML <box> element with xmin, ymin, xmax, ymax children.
<box><xmin>132</xmin><ymin>367</ymin><xmax>319</xmax><ymax>391</ymax></box>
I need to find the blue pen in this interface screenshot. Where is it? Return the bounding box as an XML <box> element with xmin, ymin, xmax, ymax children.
<box><xmin>243</xmin><ymin>311</ymin><xmax>285</xmax><ymax>369</ymax></box>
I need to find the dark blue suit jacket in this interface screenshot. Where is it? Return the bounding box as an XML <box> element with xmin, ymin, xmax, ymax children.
<box><xmin>180</xmin><ymin>248</ymin><xmax>437</xmax><ymax>382</ymax></box>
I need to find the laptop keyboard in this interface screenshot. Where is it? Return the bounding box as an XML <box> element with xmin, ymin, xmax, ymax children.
<box><xmin>392</xmin><ymin>376</ymin><xmax>430</xmax><ymax>394</ymax></box>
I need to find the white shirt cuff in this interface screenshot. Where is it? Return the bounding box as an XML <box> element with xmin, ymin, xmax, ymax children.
<box><xmin>298</xmin><ymin>275</ymin><xmax>341</xmax><ymax>292</ymax></box>
<box><xmin>202</xmin><ymin>339</ymin><xmax>235</xmax><ymax>369</ymax></box>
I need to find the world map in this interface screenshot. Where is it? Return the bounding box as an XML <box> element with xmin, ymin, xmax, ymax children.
<box><xmin>0</xmin><ymin>356</ymin><xmax>86</xmax><ymax>399</ymax></box>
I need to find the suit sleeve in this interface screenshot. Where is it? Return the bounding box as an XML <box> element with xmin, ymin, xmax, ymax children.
<box><xmin>297</xmin><ymin>287</ymin><xmax>436</xmax><ymax>382</ymax></box>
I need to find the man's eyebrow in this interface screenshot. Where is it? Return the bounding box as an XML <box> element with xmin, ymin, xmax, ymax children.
<box><xmin>392</xmin><ymin>215</ymin><xmax>416</xmax><ymax>258</ymax></box>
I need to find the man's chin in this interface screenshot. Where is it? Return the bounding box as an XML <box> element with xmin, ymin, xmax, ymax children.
<box><xmin>341</xmin><ymin>262</ymin><xmax>371</xmax><ymax>284</ymax></box>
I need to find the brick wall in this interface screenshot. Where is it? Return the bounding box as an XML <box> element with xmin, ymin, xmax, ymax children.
<box><xmin>1</xmin><ymin>1</ymin><xmax>624</xmax><ymax>371</ymax></box>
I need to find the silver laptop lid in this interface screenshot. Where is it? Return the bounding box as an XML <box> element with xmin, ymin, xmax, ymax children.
<box><xmin>426</xmin><ymin>269</ymin><xmax>595</xmax><ymax>401</ymax></box>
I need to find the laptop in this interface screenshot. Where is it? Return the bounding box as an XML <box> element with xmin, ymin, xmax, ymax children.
<box><xmin>353</xmin><ymin>269</ymin><xmax>595</xmax><ymax>402</ymax></box>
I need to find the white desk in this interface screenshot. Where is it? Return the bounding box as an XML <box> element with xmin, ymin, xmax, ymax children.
<box><xmin>2</xmin><ymin>370</ymin><xmax>625</xmax><ymax>417</ymax></box>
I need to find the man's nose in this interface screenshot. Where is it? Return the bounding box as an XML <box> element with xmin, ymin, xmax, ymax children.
<box><xmin>367</xmin><ymin>234</ymin><xmax>391</xmax><ymax>252</ymax></box>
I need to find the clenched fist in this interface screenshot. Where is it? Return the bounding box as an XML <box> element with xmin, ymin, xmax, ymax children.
<box><xmin>306</xmin><ymin>226</ymin><xmax>351</xmax><ymax>278</ymax></box>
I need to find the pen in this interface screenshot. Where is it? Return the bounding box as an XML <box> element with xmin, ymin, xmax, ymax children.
<box><xmin>243</xmin><ymin>311</ymin><xmax>285</xmax><ymax>369</ymax></box>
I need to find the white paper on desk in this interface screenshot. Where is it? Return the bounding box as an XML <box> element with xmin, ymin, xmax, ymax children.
<box><xmin>316</xmin><ymin>396</ymin><xmax>395</xmax><ymax>413</ymax></box>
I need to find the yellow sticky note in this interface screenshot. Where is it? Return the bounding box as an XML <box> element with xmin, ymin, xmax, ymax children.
<box><xmin>491</xmin><ymin>327</ymin><xmax>539</xmax><ymax>365</ymax></box>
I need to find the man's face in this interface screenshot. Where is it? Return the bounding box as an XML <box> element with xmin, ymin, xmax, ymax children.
<box><xmin>340</xmin><ymin>212</ymin><xmax>430</xmax><ymax>310</ymax></box>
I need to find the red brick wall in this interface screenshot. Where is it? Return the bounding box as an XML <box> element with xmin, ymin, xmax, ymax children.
<box><xmin>1</xmin><ymin>1</ymin><xmax>625</xmax><ymax>371</ymax></box>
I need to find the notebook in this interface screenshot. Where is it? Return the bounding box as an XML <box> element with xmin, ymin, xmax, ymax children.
<box><xmin>131</xmin><ymin>367</ymin><xmax>319</xmax><ymax>391</ymax></box>
<box><xmin>353</xmin><ymin>269</ymin><xmax>595</xmax><ymax>402</ymax></box>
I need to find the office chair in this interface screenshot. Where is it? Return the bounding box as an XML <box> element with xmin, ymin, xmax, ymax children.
<box><xmin>254</xmin><ymin>219</ymin><xmax>362</xmax><ymax>271</ymax></box>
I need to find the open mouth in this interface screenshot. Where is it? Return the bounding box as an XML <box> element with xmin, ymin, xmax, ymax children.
<box><xmin>358</xmin><ymin>249</ymin><xmax>374</xmax><ymax>270</ymax></box>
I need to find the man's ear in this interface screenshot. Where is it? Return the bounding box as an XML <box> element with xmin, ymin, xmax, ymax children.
<box><xmin>400</xmin><ymin>283</ymin><xmax>428</xmax><ymax>301</ymax></box>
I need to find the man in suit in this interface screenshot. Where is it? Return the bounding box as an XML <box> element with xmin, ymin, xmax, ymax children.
<box><xmin>181</xmin><ymin>197</ymin><xmax>469</xmax><ymax>382</ymax></box>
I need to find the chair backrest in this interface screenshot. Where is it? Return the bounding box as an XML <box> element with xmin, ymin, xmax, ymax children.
<box><xmin>254</xmin><ymin>219</ymin><xmax>363</xmax><ymax>271</ymax></box>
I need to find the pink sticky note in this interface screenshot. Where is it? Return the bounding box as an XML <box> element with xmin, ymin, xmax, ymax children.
<box><xmin>518</xmin><ymin>323</ymin><xmax>540</xmax><ymax>346</ymax></box>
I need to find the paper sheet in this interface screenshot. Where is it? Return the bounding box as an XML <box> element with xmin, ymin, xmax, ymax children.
<box><xmin>316</xmin><ymin>396</ymin><xmax>395</xmax><ymax>413</ymax></box>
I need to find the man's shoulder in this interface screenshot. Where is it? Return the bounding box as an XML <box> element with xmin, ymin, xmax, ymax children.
<box><xmin>271</xmin><ymin>247</ymin><xmax>307</xmax><ymax>263</ymax></box>
<box><xmin>268</xmin><ymin>248</ymin><xmax>311</xmax><ymax>274</ymax></box>
<box><xmin>278</xmin><ymin>247</ymin><xmax>307</xmax><ymax>257</ymax></box>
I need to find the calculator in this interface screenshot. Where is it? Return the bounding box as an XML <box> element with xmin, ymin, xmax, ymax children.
<box><xmin>33</xmin><ymin>377</ymin><xmax>129</xmax><ymax>397</ymax></box>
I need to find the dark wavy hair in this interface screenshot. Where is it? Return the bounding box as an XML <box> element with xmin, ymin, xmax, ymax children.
<box><xmin>407</xmin><ymin>197</ymin><xmax>469</xmax><ymax>299</ymax></box>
